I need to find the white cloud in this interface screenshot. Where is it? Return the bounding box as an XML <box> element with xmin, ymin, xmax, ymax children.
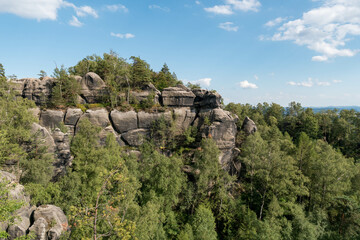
<box><xmin>0</xmin><ymin>0</ymin><xmax>98</xmax><ymax>21</ymax></box>
<box><xmin>288</xmin><ymin>78</ymin><xmax>314</xmax><ymax>87</ymax></box>
<box><xmin>254</xmin><ymin>74</ymin><xmax>259</xmax><ymax>80</ymax></box>
<box><xmin>219</xmin><ymin>22</ymin><xmax>239</xmax><ymax>32</ymax></box>
<box><xmin>238</xmin><ymin>80</ymin><xmax>258</xmax><ymax>89</ymax></box>
<box><xmin>195</xmin><ymin>1</ymin><xmax>201</xmax><ymax>5</ymax></box>
<box><xmin>106</xmin><ymin>4</ymin><xmax>128</xmax><ymax>13</ymax></box>
<box><xmin>265</xmin><ymin>17</ymin><xmax>286</xmax><ymax>27</ymax></box>
<box><xmin>270</xmin><ymin>0</ymin><xmax>360</xmax><ymax>61</ymax></box>
<box><xmin>191</xmin><ymin>78</ymin><xmax>212</xmax><ymax>87</ymax></box>
<box><xmin>75</xmin><ymin>5</ymin><xmax>97</xmax><ymax>18</ymax></box>
<box><xmin>333</xmin><ymin>79</ymin><xmax>342</xmax><ymax>83</ymax></box>
<box><xmin>110</xmin><ymin>32</ymin><xmax>135</xmax><ymax>39</ymax></box>
<box><xmin>204</xmin><ymin>5</ymin><xmax>233</xmax><ymax>15</ymax></box>
<box><xmin>0</xmin><ymin>0</ymin><xmax>63</xmax><ymax>20</ymax></box>
<box><xmin>149</xmin><ymin>5</ymin><xmax>170</xmax><ymax>12</ymax></box>
<box><xmin>205</xmin><ymin>0</ymin><xmax>260</xmax><ymax>15</ymax></box>
<box><xmin>317</xmin><ymin>81</ymin><xmax>331</xmax><ymax>86</ymax></box>
<box><xmin>69</xmin><ymin>15</ymin><xmax>83</xmax><ymax>27</ymax></box>
<box><xmin>62</xmin><ymin>2</ymin><xmax>98</xmax><ymax>18</ymax></box>
<box><xmin>288</xmin><ymin>78</ymin><xmax>333</xmax><ymax>87</ymax></box>
<box><xmin>225</xmin><ymin>0</ymin><xmax>261</xmax><ymax>12</ymax></box>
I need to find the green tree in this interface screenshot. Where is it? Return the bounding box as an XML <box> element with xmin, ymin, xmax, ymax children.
<box><xmin>0</xmin><ymin>181</ymin><xmax>24</xmax><ymax>239</ymax></box>
<box><xmin>130</xmin><ymin>56</ymin><xmax>152</xmax><ymax>88</ymax></box>
<box><xmin>51</xmin><ymin>66</ymin><xmax>80</xmax><ymax>107</ymax></box>
<box><xmin>192</xmin><ymin>205</ymin><xmax>217</xmax><ymax>240</ymax></box>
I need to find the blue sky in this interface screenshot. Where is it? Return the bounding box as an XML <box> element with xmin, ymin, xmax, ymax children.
<box><xmin>1</xmin><ymin>0</ymin><xmax>360</xmax><ymax>107</ymax></box>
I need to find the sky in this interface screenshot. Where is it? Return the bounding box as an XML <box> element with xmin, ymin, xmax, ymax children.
<box><xmin>1</xmin><ymin>0</ymin><xmax>360</xmax><ymax>107</ymax></box>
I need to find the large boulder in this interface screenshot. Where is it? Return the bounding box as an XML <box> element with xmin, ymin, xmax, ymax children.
<box><xmin>79</xmin><ymin>72</ymin><xmax>107</xmax><ymax>103</ymax></box>
<box><xmin>110</xmin><ymin>110</ymin><xmax>138</xmax><ymax>134</ymax></box>
<box><xmin>138</xmin><ymin>111</ymin><xmax>172</xmax><ymax>129</ymax></box>
<box><xmin>0</xmin><ymin>171</ymin><xmax>68</xmax><ymax>240</ymax></box>
<box><xmin>121</xmin><ymin>129</ymin><xmax>149</xmax><ymax>147</ymax></box>
<box><xmin>32</xmin><ymin>205</ymin><xmax>68</xmax><ymax>240</ymax></box>
<box><xmin>161</xmin><ymin>85</ymin><xmax>195</xmax><ymax>107</ymax></box>
<box><xmin>22</xmin><ymin>77</ymin><xmax>54</xmax><ymax>105</ymax></box>
<box><xmin>40</xmin><ymin>110</ymin><xmax>64</xmax><ymax>130</ymax></box>
<box><xmin>78</xmin><ymin>108</ymin><xmax>110</xmax><ymax>129</ymax></box>
<box><xmin>64</xmin><ymin>108</ymin><xmax>83</xmax><ymax>126</ymax></box>
<box><xmin>242</xmin><ymin>117</ymin><xmax>257</xmax><ymax>135</ymax></box>
<box><xmin>193</xmin><ymin>89</ymin><xmax>222</xmax><ymax>109</ymax></box>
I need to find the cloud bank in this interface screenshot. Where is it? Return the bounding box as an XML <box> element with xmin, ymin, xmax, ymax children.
<box><xmin>270</xmin><ymin>0</ymin><xmax>360</xmax><ymax>61</ymax></box>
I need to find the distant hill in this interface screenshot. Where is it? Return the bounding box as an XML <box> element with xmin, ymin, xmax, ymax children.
<box><xmin>308</xmin><ymin>106</ymin><xmax>360</xmax><ymax>113</ymax></box>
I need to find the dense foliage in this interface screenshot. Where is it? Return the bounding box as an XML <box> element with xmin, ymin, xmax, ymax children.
<box><xmin>1</xmin><ymin>58</ymin><xmax>360</xmax><ymax>239</ymax></box>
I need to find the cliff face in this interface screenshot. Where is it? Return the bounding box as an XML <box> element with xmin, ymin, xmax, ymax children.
<box><xmin>12</xmin><ymin>72</ymin><xmax>239</xmax><ymax>177</ymax></box>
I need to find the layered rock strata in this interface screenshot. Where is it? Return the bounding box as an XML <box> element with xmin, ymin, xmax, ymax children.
<box><xmin>12</xmin><ymin>73</ymin><xmax>241</xmax><ymax>171</ymax></box>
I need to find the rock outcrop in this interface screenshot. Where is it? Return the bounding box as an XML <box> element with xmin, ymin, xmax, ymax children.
<box><xmin>14</xmin><ymin>74</ymin><xmax>240</xmax><ymax>172</ymax></box>
<box><xmin>40</xmin><ymin>110</ymin><xmax>64</xmax><ymax>130</ymax></box>
<box><xmin>21</xmin><ymin>77</ymin><xmax>54</xmax><ymax>105</ymax></box>
<box><xmin>0</xmin><ymin>171</ymin><xmax>68</xmax><ymax>240</ymax></box>
<box><xmin>161</xmin><ymin>85</ymin><xmax>195</xmax><ymax>107</ymax></box>
<box><xmin>242</xmin><ymin>116</ymin><xmax>257</xmax><ymax>135</ymax></box>
<box><xmin>110</xmin><ymin>110</ymin><xmax>138</xmax><ymax>134</ymax></box>
<box><xmin>79</xmin><ymin>72</ymin><xmax>107</xmax><ymax>103</ymax></box>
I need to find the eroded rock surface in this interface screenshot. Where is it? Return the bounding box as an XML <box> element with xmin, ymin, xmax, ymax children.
<box><xmin>242</xmin><ymin>116</ymin><xmax>257</xmax><ymax>135</ymax></box>
<box><xmin>162</xmin><ymin>85</ymin><xmax>195</xmax><ymax>107</ymax></box>
<box><xmin>0</xmin><ymin>171</ymin><xmax>68</xmax><ymax>240</ymax></box>
<box><xmin>79</xmin><ymin>72</ymin><xmax>107</xmax><ymax>103</ymax></box>
<box><xmin>110</xmin><ymin>110</ymin><xmax>138</xmax><ymax>133</ymax></box>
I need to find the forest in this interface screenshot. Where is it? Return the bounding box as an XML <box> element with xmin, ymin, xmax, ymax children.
<box><xmin>1</xmin><ymin>53</ymin><xmax>360</xmax><ymax>240</ymax></box>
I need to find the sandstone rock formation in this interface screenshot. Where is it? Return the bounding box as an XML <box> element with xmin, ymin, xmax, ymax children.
<box><xmin>161</xmin><ymin>85</ymin><xmax>195</xmax><ymax>107</ymax></box>
<box><xmin>242</xmin><ymin>116</ymin><xmax>257</xmax><ymax>135</ymax></box>
<box><xmin>21</xmin><ymin>77</ymin><xmax>54</xmax><ymax>105</ymax></box>
<box><xmin>40</xmin><ymin>110</ymin><xmax>64</xmax><ymax>130</ymax></box>
<box><xmin>79</xmin><ymin>72</ymin><xmax>107</xmax><ymax>103</ymax></box>
<box><xmin>14</xmin><ymin>74</ymin><xmax>240</xmax><ymax>172</ymax></box>
<box><xmin>0</xmin><ymin>171</ymin><xmax>68</xmax><ymax>240</ymax></box>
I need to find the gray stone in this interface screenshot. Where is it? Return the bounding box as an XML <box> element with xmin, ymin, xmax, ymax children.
<box><xmin>99</xmin><ymin>126</ymin><xmax>118</xmax><ymax>146</ymax></box>
<box><xmin>7</xmin><ymin>214</ymin><xmax>31</xmax><ymax>240</ymax></box>
<box><xmin>198</xmin><ymin>108</ymin><xmax>237</xmax><ymax>150</ymax></box>
<box><xmin>51</xmin><ymin>129</ymin><xmax>72</xmax><ymax>179</ymax></box>
<box><xmin>33</xmin><ymin>205</ymin><xmax>68</xmax><ymax>240</ymax></box>
<box><xmin>161</xmin><ymin>86</ymin><xmax>195</xmax><ymax>107</ymax></box>
<box><xmin>22</xmin><ymin>77</ymin><xmax>54</xmax><ymax>105</ymax></box>
<box><xmin>28</xmin><ymin>107</ymin><xmax>41</xmax><ymax>120</ymax></box>
<box><xmin>117</xmin><ymin>136</ymin><xmax>126</xmax><ymax>146</ymax></box>
<box><xmin>242</xmin><ymin>116</ymin><xmax>257</xmax><ymax>135</ymax></box>
<box><xmin>138</xmin><ymin>111</ymin><xmax>172</xmax><ymax>129</ymax></box>
<box><xmin>64</xmin><ymin>108</ymin><xmax>83</xmax><ymax>125</ymax></box>
<box><xmin>30</xmin><ymin>123</ymin><xmax>56</xmax><ymax>154</ymax></box>
<box><xmin>79</xmin><ymin>72</ymin><xmax>107</xmax><ymax>103</ymax></box>
<box><xmin>79</xmin><ymin>108</ymin><xmax>110</xmax><ymax>129</ymax></box>
<box><xmin>110</xmin><ymin>110</ymin><xmax>138</xmax><ymax>134</ymax></box>
<box><xmin>173</xmin><ymin>108</ymin><xmax>196</xmax><ymax>133</ymax></box>
<box><xmin>193</xmin><ymin>90</ymin><xmax>222</xmax><ymax>109</ymax></box>
<box><xmin>121</xmin><ymin>129</ymin><xmax>149</xmax><ymax>146</ymax></box>
<box><xmin>29</xmin><ymin>217</ymin><xmax>48</xmax><ymax>240</ymax></box>
<box><xmin>40</xmin><ymin>110</ymin><xmax>64</xmax><ymax>130</ymax></box>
